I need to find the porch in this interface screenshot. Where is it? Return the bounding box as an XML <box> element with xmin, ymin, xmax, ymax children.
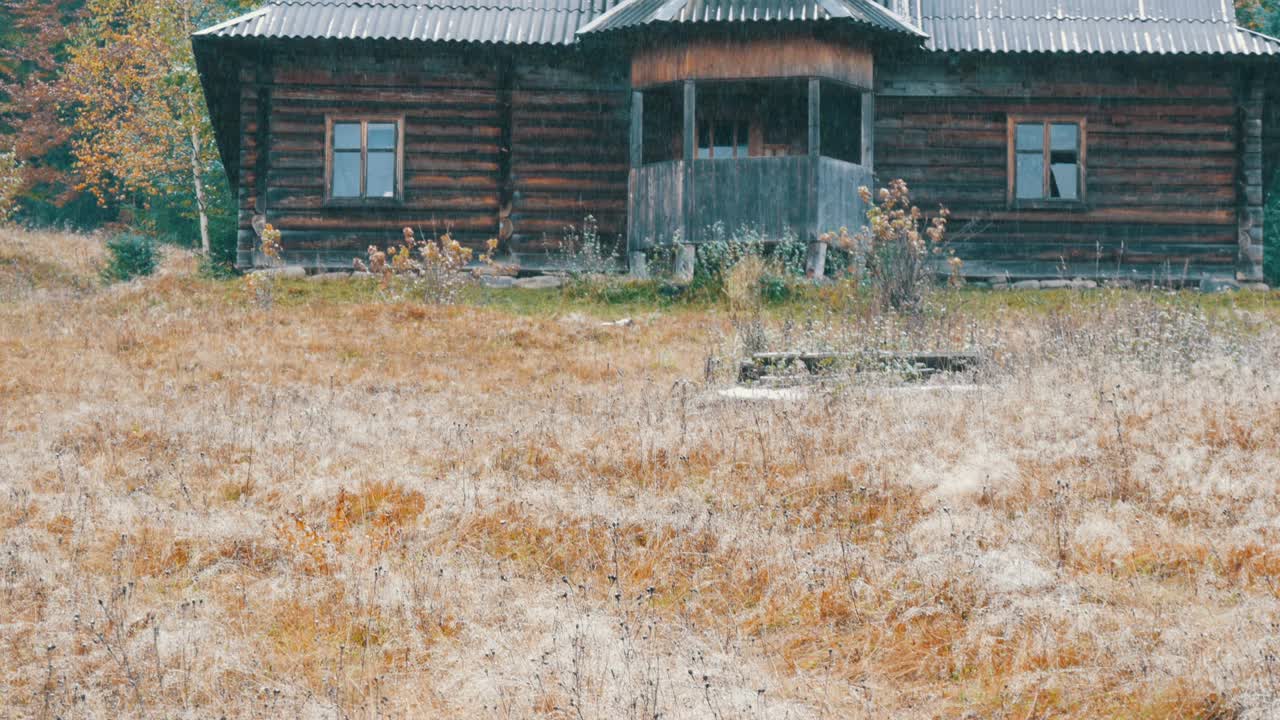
<box><xmin>623</xmin><ymin>39</ymin><xmax>878</xmax><ymax>261</ymax></box>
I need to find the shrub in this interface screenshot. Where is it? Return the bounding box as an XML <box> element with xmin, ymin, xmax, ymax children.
<box><xmin>101</xmin><ymin>233</ymin><xmax>159</xmax><ymax>282</ymax></box>
<box><xmin>724</xmin><ymin>255</ymin><xmax>769</xmax><ymax>355</ymax></box>
<box><xmin>694</xmin><ymin>224</ymin><xmax>760</xmax><ymax>289</ymax></box>
<box><xmin>0</xmin><ymin>150</ymin><xmax>21</xmax><ymax>225</ymax></box>
<box><xmin>829</xmin><ymin>180</ymin><xmax>953</xmax><ymax>312</ymax></box>
<box><xmin>558</xmin><ymin>215</ymin><xmax>621</xmax><ymax>276</ymax></box>
<box><xmin>243</xmin><ymin>223</ymin><xmax>282</xmax><ymax>309</ymax></box>
<box><xmin>693</xmin><ymin>224</ymin><xmax>806</xmax><ymax>294</ymax></box>
<box><xmin>355</xmin><ymin>227</ymin><xmax>497</xmax><ymax>305</ymax></box>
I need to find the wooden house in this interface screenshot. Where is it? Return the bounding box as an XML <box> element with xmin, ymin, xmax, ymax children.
<box><xmin>193</xmin><ymin>0</ymin><xmax>1280</xmax><ymax>281</ymax></box>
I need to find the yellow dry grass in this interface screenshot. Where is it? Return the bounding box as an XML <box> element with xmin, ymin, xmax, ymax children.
<box><xmin>2</xmin><ymin>225</ymin><xmax>1280</xmax><ymax>718</ymax></box>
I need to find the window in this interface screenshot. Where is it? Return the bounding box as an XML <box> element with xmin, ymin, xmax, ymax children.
<box><xmin>1009</xmin><ymin>118</ymin><xmax>1085</xmax><ymax>206</ymax></box>
<box><xmin>641</xmin><ymin>85</ymin><xmax>683</xmax><ymax>164</ymax></box>
<box><xmin>694</xmin><ymin>80</ymin><xmax>808</xmax><ymax>160</ymax></box>
<box><xmin>819</xmin><ymin>80</ymin><xmax>863</xmax><ymax>164</ymax></box>
<box><xmin>326</xmin><ymin>117</ymin><xmax>403</xmax><ymax>202</ymax></box>
<box><xmin>697</xmin><ymin>117</ymin><xmax>748</xmax><ymax>159</ymax></box>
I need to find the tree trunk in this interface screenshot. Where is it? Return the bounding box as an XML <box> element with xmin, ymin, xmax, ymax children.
<box><xmin>189</xmin><ymin>127</ymin><xmax>209</xmax><ymax>255</ymax></box>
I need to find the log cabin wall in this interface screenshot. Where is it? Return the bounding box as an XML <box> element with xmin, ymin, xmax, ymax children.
<box><xmin>507</xmin><ymin>55</ymin><xmax>630</xmax><ymax>259</ymax></box>
<box><xmin>240</xmin><ymin>48</ymin><xmax>505</xmax><ymax>269</ymax></box>
<box><xmin>232</xmin><ymin>46</ymin><xmax>628</xmax><ymax>269</ymax></box>
<box><xmin>875</xmin><ymin>53</ymin><xmax>1252</xmax><ymax>281</ymax></box>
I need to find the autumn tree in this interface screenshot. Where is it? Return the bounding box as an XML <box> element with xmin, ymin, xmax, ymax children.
<box><xmin>0</xmin><ymin>0</ymin><xmax>91</xmax><ymax>220</ymax></box>
<box><xmin>63</xmin><ymin>0</ymin><xmax>228</xmax><ymax>253</ymax></box>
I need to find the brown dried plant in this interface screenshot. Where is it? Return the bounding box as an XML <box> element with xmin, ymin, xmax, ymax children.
<box><xmin>824</xmin><ymin>179</ymin><xmax>956</xmax><ymax>311</ymax></box>
<box><xmin>4</xmin><ymin>225</ymin><xmax>1280</xmax><ymax>720</ymax></box>
<box><xmin>355</xmin><ymin>227</ymin><xmax>498</xmax><ymax>304</ymax></box>
<box><xmin>243</xmin><ymin>222</ymin><xmax>283</xmax><ymax>310</ymax></box>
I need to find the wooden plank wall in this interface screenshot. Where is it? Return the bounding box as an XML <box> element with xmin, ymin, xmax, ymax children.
<box><xmin>244</xmin><ymin>50</ymin><xmax>504</xmax><ymax>269</ymax></box>
<box><xmin>630</xmin><ymin>34</ymin><xmax>873</xmax><ymax>90</ymax></box>
<box><xmin>629</xmin><ymin>160</ymin><xmax>686</xmax><ymax>249</ymax></box>
<box><xmin>816</xmin><ymin>157</ymin><xmax>872</xmax><ymax>238</ymax></box>
<box><xmin>686</xmin><ymin>156</ymin><xmax>812</xmax><ymax>243</ymax></box>
<box><xmin>508</xmin><ymin>58</ymin><xmax>629</xmax><ymax>256</ymax></box>
<box><xmin>875</xmin><ymin>54</ymin><xmax>1247</xmax><ymax>281</ymax></box>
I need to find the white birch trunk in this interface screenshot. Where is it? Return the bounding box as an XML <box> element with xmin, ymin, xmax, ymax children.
<box><xmin>189</xmin><ymin>126</ymin><xmax>210</xmax><ymax>255</ymax></box>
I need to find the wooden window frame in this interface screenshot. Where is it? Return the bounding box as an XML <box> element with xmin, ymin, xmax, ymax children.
<box><xmin>696</xmin><ymin>115</ymin><xmax>750</xmax><ymax>160</ymax></box>
<box><xmin>324</xmin><ymin>115</ymin><xmax>406</xmax><ymax>206</ymax></box>
<box><xmin>1006</xmin><ymin>116</ymin><xmax>1087</xmax><ymax>210</ymax></box>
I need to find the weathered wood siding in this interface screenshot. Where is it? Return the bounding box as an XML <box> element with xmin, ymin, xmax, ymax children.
<box><xmin>249</xmin><ymin>51</ymin><xmax>503</xmax><ymax>268</ymax></box>
<box><xmin>875</xmin><ymin>55</ymin><xmax>1252</xmax><ymax>281</ymax></box>
<box><xmin>631</xmin><ymin>34</ymin><xmax>873</xmax><ymax>90</ymax></box>
<box><xmin>629</xmin><ymin>156</ymin><xmax>872</xmax><ymax>246</ymax></box>
<box><xmin>628</xmin><ymin>160</ymin><xmax>685</xmax><ymax>248</ymax></box>
<box><xmin>508</xmin><ymin>59</ymin><xmax>629</xmax><ymax>255</ymax></box>
<box><xmin>816</xmin><ymin>157</ymin><xmax>873</xmax><ymax>237</ymax></box>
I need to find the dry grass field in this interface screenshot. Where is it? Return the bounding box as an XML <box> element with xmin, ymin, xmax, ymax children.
<box><xmin>4</xmin><ymin>225</ymin><xmax>1280</xmax><ymax>718</ymax></box>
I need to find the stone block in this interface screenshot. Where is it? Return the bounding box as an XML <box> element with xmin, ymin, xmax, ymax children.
<box><xmin>513</xmin><ymin>275</ymin><xmax>564</xmax><ymax>290</ymax></box>
<box><xmin>481</xmin><ymin>275</ymin><xmax>516</xmax><ymax>288</ymax></box>
<box><xmin>253</xmin><ymin>266</ymin><xmax>306</xmax><ymax>279</ymax></box>
<box><xmin>1199</xmin><ymin>276</ymin><xmax>1240</xmax><ymax>293</ymax></box>
<box><xmin>307</xmin><ymin>271</ymin><xmax>351</xmax><ymax>282</ymax></box>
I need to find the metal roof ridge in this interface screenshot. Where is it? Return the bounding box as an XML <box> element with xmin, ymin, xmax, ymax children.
<box><xmin>849</xmin><ymin>0</ymin><xmax>928</xmax><ymax>35</ymax></box>
<box><xmin>576</xmin><ymin>0</ymin><xmax>646</xmax><ymax>33</ymax></box>
<box><xmin>193</xmin><ymin>5</ymin><xmax>271</xmax><ymax>35</ymax></box>
<box><xmin>1239</xmin><ymin>24</ymin><xmax>1280</xmax><ymax>44</ymax></box>
<box><xmin>921</xmin><ymin>13</ymin><xmax>1236</xmax><ymax>22</ymax></box>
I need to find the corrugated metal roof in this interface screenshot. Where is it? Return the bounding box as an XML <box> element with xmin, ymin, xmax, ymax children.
<box><xmin>194</xmin><ymin>0</ymin><xmax>1280</xmax><ymax>54</ymax></box>
<box><xmin>914</xmin><ymin>0</ymin><xmax>1280</xmax><ymax>53</ymax></box>
<box><xmin>577</xmin><ymin>0</ymin><xmax>926</xmax><ymax>34</ymax></box>
<box><xmin>195</xmin><ymin>0</ymin><xmax>620</xmax><ymax>45</ymax></box>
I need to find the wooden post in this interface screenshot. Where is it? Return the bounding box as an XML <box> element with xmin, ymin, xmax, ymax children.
<box><xmin>807</xmin><ymin>78</ymin><xmax>821</xmax><ymax>244</ymax></box>
<box><xmin>805</xmin><ymin>240</ymin><xmax>827</xmax><ymax>279</ymax></box>
<box><xmin>497</xmin><ymin>56</ymin><xmax>515</xmax><ymax>250</ymax></box>
<box><xmin>674</xmin><ymin>243</ymin><xmax>696</xmax><ymax>282</ymax></box>
<box><xmin>1239</xmin><ymin>76</ymin><xmax>1264</xmax><ymax>282</ymax></box>
<box><xmin>860</xmin><ymin>91</ymin><xmax>875</xmax><ymax>170</ymax></box>
<box><xmin>807</xmin><ymin>78</ymin><xmax>821</xmax><ymax>159</ymax></box>
<box><xmin>241</xmin><ymin>57</ymin><xmax>273</xmax><ymax>269</ymax></box>
<box><xmin>681</xmin><ymin>80</ymin><xmax>696</xmax><ymax>244</ymax></box>
<box><xmin>629</xmin><ymin>90</ymin><xmax>643</xmax><ymax>170</ymax></box>
<box><xmin>682</xmin><ymin>80</ymin><xmax>696</xmax><ymax>162</ymax></box>
<box><xmin>627</xmin><ymin>89</ymin><xmax>643</xmax><ymax>268</ymax></box>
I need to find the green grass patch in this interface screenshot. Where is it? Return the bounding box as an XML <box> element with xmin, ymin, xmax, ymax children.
<box><xmin>209</xmin><ymin>273</ymin><xmax>1280</xmax><ymax>326</ymax></box>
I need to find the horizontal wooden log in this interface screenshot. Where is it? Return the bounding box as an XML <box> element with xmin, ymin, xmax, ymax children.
<box><xmin>266</xmin><ymin>191</ymin><xmax>499</xmax><ymax>211</ymax></box>
<box><xmin>949</xmin><ymin>241</ymin><xmax>1237</xmax><ymax>263</ymax></box>
<box><xmin>272</xmin><ymin>216</ymin><xmax>498</xmax><ymax>232</ymax></box>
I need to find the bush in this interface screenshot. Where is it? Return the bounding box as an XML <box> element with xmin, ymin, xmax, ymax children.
<box><xmin>101</xmin><ymin>233</ymin><xmax>159</xmax><ymax>282</ymax></box>
<box><xmin>354</xmin><ymin>227</ymin><xmax>497</xmax><ymax>305</ymax></box>
<box><xmin>0</xmin><ymin>150</ymin><xmax>21</xmax><ymax>224</ymax></box>
<box><xmin>831</xmin><ymin>180</ymin><xmax>953</xmax><ymax>312</ymax></box>
<box><xmin>557</xmin><ymin>215</ymin><xmax>622</xmax><ymax>276</ymax></box>
<box><xmin>693</xmin><ymin>224</ymin><xmax>806</xmax><ymax>294</ymax></box>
